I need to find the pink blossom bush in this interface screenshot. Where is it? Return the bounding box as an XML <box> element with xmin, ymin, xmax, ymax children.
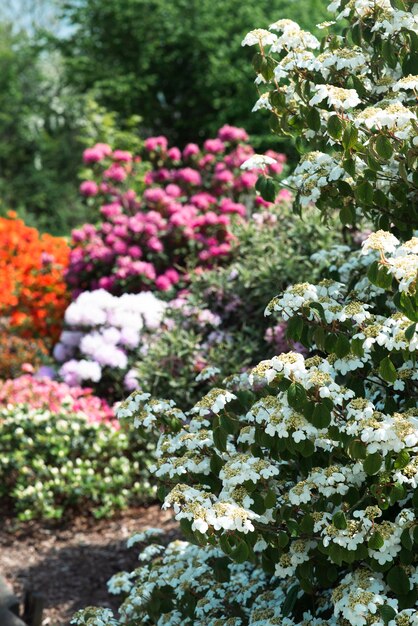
<box><xmin>0</xmin><ymin>374</ymin><xmax>115</xmax><ymax>425</ymax></box>
<box><xmin>67</xmin><ymin>127</ymin><xmax>286</xmax><ymax>295</ymax></box>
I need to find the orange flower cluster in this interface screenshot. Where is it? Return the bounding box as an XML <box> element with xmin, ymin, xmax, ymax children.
<box><xmin>0</xmin><ymin>212</ymin><xmax>70</xmax><ymax>342</ymax></box>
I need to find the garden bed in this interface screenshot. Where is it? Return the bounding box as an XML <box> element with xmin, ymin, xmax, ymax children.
<box><xmin>0</xmin><ymin>505</ymin><xmax>177</xmax><ymax>626</ymax></box>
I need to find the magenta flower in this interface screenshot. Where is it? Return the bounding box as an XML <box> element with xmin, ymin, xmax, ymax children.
<box><xmin>80</xmin><ymin>180</ymin><xmax>99</xmax><ymax>196</ymax></box>
<box><xmin>69</xmin><ymin>127</ymin><xmax>287</xmax><ymax>296</ymax></box>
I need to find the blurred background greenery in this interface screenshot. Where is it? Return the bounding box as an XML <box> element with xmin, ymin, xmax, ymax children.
<box><xmin>0</xmin><ymin>0</ymin><xmax>329</xmax><ymax>234</ymax></box>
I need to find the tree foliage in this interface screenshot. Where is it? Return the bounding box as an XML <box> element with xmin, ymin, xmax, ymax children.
<box><xmin>57</xmin><ymin>0</ymin><xmax>330</xmax><ymax>146</ymax></box>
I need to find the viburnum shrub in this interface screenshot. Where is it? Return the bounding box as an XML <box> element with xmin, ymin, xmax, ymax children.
<box><xmin>66</xmin><ymin>127</ymin><xmax>286</xmax><ymax>296</ymax></box>
<box><xmin>0</xmin><ymin>212</ymin><xmax>69</xmax><ymax>342</ymax></box>
<box><xmin>80</xmin><ymin>233</ymin><xmax>418</xmax><ymax>624</ymax></box>
<box><xmin>72</xmin><ymin>2</ymin><xmax>418</xmax><ymax>626</ymax></box>
<box><xmin>242</xmin><ymin>1</ymin><xmax>418</xmax><ymax>236</ymax></box>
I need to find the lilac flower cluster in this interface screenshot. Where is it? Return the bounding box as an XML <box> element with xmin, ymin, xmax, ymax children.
<box><xmin>54</xmin><ymin>289</ymin><xmax>166</xmax><ymax>394</ymax></box>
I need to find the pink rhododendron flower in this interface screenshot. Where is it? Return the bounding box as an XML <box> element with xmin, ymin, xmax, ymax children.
<box><xmin>204</xmin><ymin>138</ymin><xmax>225</xmax><ymax>154</ymax></box>
<box><xmin>70</xmin><ymin>128</ymin><xmax>286</xmax><ymax>296</ymax></box>
<box><xmin>112</xmin><ymin>150</ymin><xmax>132</xmax><ymax>162</ymax></box>
<box><xmin>144</xmin><ymin>136</ymin><xmax>168</xmax><ymax>152</ymax></box>
<box><xmin>103</xmin><ymin>163</ymin><xmax>128</xmax><ymax>182</ymax></box>
<box><xmin>167</xmin><ymin>147</ymin><xmax>182</xmax><ymax>161</ymax></box>
<box><xmin>80</xmin><ymin>180</ymin><xmax>99</xmax><ymax>196</ymax></box>
<box><xmin>218</xmin><ymin>125</ymin><xmax>249</xmax><ymax>143</ymax></box>
<box><xmin>183</xmin><ymin>143</ymin><xmax>200</xmax><ymax>158</ymax></box>
<box><xmin>176</xmin><ymin>168</ymin><xmax>202</xmax><ymax>186</ymax></box>
<box><xmin>83</xmin><ymin>143</ymin><xmax>112</xmax><ymax>163</ymax></box>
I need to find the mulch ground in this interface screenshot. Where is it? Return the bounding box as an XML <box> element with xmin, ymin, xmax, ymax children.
<box><xmin>0</xmin><ymin>505</ymin><xmax>178</xmax><ymax>626</ymax></box>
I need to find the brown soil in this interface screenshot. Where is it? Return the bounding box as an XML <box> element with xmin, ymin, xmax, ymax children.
<box><xmin>0</xmin><ymin>505</ymin><xmax>178</xmax><ymax>626</ymax></box>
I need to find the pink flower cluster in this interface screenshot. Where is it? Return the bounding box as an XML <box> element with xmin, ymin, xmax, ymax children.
<box><xmin>0</xmin><ymin>374</ymin><xmax>116</xmax><ymax>426</ymax></box>
<box><xmin>68</xmin><ymin>126</ymin><xmax>286</xmax><ymax>295</ymax></box>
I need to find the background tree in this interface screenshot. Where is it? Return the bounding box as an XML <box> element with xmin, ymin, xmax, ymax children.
<box><xmin>57</xmin><ymin>0</ymin><xmax>330</xmax><ymax>147</ymax></box>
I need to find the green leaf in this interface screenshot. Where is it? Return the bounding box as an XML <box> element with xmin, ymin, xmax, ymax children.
<box><xmin>386</xmin><ymin>566</ymin><xmax>411</xmax><ymax>595</ymax></box>
<box><xmin>264</xmin><ymin>489</ymin><xmax>276</xmax><ymax>509</ymax></box>
<box><xmin>309</xmin><ymin>301</ymin><xmax>326</xmax><ymax>322</ymax></box>
<box><xmin>375</xmin><ymin>266</ymin><xmax>393</xmax><ymax>290</ymax></box>
<box><xmin>342</xmin><ymin>124</ymin><xmax>358</xmax><ymax>150</ymax></box>
<box><xmin>213</xmin><ymin>557</ymin><xmax>231</xmax><ymax>583</ymax></box>
<box><xmin>327</xmin><ymin>114</ymin><xmax>343</xmax><ymax>139</ymax></box>
<box><xmin>355</xmin><ymin>180</ymin><xmax>374</xmax><ymax>205</ymax></box>
<box><xmin>339</xmin><ymin>204</ymin><xmax>356</xmax><ymax>226</ymax></box>
<box><xmin>375</xmin><ymin>135</ymin><xmax>393</xmax><ymax>160</ymax></box>
<box><xmin>348</xmin><ymin>439</ymin><xmax>367</xmax><ymax>460</ymax></box>
<box><xmin>213</xmin><ymin>426</ymin><xmax>227</xmax><ymax>452</ymax></box>
<box><xmin>306</xmin><ymin>107</ymin><xmax>321</xmax><ymax>132</ymax></box>
<box><xmin>379</xmin><ymin>356</ymin><xmax>397</xmax><ymax>384</ymax></box>
<box><xmin>287</xmin><ymin>383</ymin><xmax>307</xmax><ymax>411</ymax></box>
<box><xmin>343</xmin><ymin>157</ymin><xmax>356</xmax><ymax>177</ymax></box>
<box><xmin>351</xmin><ymin>337</ymin><xmax>364</xmax><ymax>357</ymax></box>
<box><xmin>332</xmin><ymin>511</ymin><xmax>347</xmax><ymax>530</ymax></box>
<box><xmin>231</xmin><ymin>539</ymin><xmax>249</xmax><ymax>563</ymax></box>
<box><xmin>363</xmin><ymin>452</ymin><xmax>383</xmax><ymax>476</ymax></box>
<box><xmin>210</xmin><ymin>453</ymin><xmax>224</xmax><ymax>474</ymax></box>
<box><xmin>220</xmin><ymin>413</ymin><xmax>237</xmax><ymax>435</ymax></box>
<box><xmin>403</xmin><ymin>51</ymin><xmax>418</xmax><ymax>76</ymax></box>
<box><xmin>401</xmin><ymin>529</ymin><xmax>413</xmax><ymax>551</ymax></box>
<box><xmin>286</xmin><ymin>316</ymin><xmax>303</xmax><ymax>341</ymax></box>
<box><xmin>398</xmin><ymin>292</ymin><xmax>418</xmax><ymax>322</ymax></box>
<box><xmin>394</xmin><ymin>450</ymin><xmax>410</xmax><ymax>470</ymax></box>
<box><xmin>281</xmin><ymin>584</ymin><xmax>299</xmax><ymax>617</ymax></box>
<box><xmin>277</xmin><ymin>531</ymin><xmax>289</xmax><ymax>548</ymax></box>
<box><xmin>368</xmin><ymin>532</ymin><xmax>384</xmax><ymax>550</ymax></box>
<box><xmin>378</xmin><ymin>604</ymin><xmax>397</xmax><ymax>625</ymax></box>
<box><xmin>255</xmin><ymin>176</ymin><xmax>276</xmax><ymax>202</ymax></box>
<box><xmin>311</xmin><ymin>403</ymin><xmax>332</xmax><ymax>429</ymax></box>
<box><xmin>324</xmin><ymin>333</ymin><xmax>338</xmax><ymax>354</ymax></box>
<box><xmin>299</xmin><ymin>514</ymin><xmax>314</xmax><ymax>534</ymax></box>
<box><xmin>405</xmin><ymin>323</ymin><xmax>417</xmax><ymax>342</ymax></box>
<box><xmin>335</xmin><ymin>334</ymin><xmax>351</xmax><ymax>359</ymax></box>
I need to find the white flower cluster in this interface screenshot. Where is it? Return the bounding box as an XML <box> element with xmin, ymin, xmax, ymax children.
<box><xmin>243</xmin><ymin>4</ymin><xmax>418</xmax><ymax>224</ymax></box>
<box><xmin>117</xmin><ymin>391</ymin><xmax>185</xmax><ymax>430</ymax></box>
<box><xmin>362</xmin><ymin>232</ymin><xmax>418</xmax><ymax>294</ymax></box>
<box><xmin>54</xmin><ymin>290</ymin><xmax>166</xmax><ymax>388</ymax></box>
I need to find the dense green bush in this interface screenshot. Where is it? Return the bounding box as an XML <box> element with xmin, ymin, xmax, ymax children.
<box><xmin>0</xmin><ymin>405</ymin><xmax>155</xmax><ymax>520</ymax></box>
<box><xmin>133</xmin><ymin>202</ymin><xmax>342</xmax><ymax>408</ymax></box>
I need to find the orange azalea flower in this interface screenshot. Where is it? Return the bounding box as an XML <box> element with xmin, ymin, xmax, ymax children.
<box><xmin>0</xmin><ymin>213</ymin><xmax>70</xmax><ymax>342</ymax></box>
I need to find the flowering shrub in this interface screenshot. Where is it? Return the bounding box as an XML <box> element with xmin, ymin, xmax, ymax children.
<box><xmin>0</xmin><ymin>212</ymin><xmax>69</xmax><ymax>342</ymax></box>
<box><xmin>132</xmin><ymin>204</ymin><xmax>340</xmax><ymax>408</ymax></box>
<box><xmin>0</xmin><ymin>331</ymin><xmax>49</xmax><ymax>379</ymax></box>
<box><xmin>242</xmin><ymin>2</ymin><xmax>418</xmax><ymax>237</ymax></box>
<box><xmin>72</xmin><ymin>2</ymin><xmax>418</xmax><ymax>625</ymax></box>
<box><xmin>0</xmin><ymin>375</ymin><xmax>115</xmax><ymax>425</ymax></box>
<box><xmin>53</xmin><ymin>289</ymin><xmax>166</xmax><ymax>400</ymax></box>
<box><xmin>66</xmin><ymin>127</ymin><xmax>286</xmax><ymax>295</ymax></box>
<box><xmin>0</xmin><ymin>404</ymin><xmax>155</xmax><ymax>521</ymax></box>
<box><xmin>83</xmin><ymin>230</ymin><xmax>418</xmax><ymax>625</ymax></box>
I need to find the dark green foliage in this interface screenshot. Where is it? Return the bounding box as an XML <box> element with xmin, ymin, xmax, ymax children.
<box><xmin>57</xmin><ymin>0</ymin><xmax>330</xmax><ymax>146</ymax></box>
